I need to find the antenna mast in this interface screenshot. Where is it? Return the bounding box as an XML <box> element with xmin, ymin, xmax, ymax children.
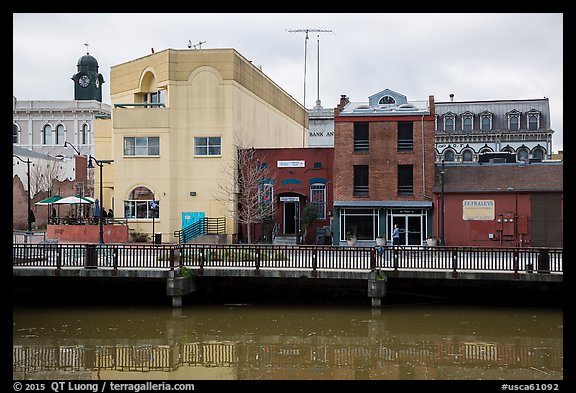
<box><xmin>288</xmin><ymin>28</ymin><xmax>332</xmax><ymax>146</ymax></box>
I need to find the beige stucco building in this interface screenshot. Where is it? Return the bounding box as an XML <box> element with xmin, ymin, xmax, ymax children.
<box><xmin>98</xmin><ymin>48</ymin><xmax>307</xmax><ymax>243</ymax></box>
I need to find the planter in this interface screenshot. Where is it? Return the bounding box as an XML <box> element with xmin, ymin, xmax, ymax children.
<box><xmin>426</xmin><ymin>238</ymin><xmax>438</xmax><ymax>247</ymax></box>
<box><xmin>376</xmin><ymin>237</ymin><xmax>386</xmax><ymax>246</ymax></box>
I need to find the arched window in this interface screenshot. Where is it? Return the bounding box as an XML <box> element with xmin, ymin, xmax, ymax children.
<box><xmin>532</xmin><ymin>148</ymin><xmax>544</xmax><ymax>160</ymax></box>
<box><xmin>462</xmin><ymin>149</ymin><xmax>473</xmax><ymax>162</ymax></box>
<box><xmin>481</xmin><ymin>116</ymin><xmax>491</xmax><ymax>131</ymax></box>
<box><xmin>56</xmin><ymin>124</ymin><xmax>65</xmax><ymax>145</ymax></box>
<box><xmin>509</xmin><ymin>116</ymin><xmax>519</xmax><ymax>131</ymax></box>
<box><xmin>124</xmin><ymin>186</ymin><xmax>158</xmax><ymax>219</ymax></box>
<box><xmin>379</xmin><ymin>95</ymin><xmax>396</xmax><ymax>105</ymax></box>
<box><xmin>42</xmin><ymin>124</ymin><xmax>52</xmax><ymax>145</ymax></box>
<box><xmin>444</xmin><ymin>150</ymin><xmax>455</xmax><ymax>162</ymax></box>
<box><xmin>444</xmin><ymin>118</ymin><xmax>454</xmax><ymax>131</ymax></box>
<box><xmin>80</xmin><ymin>124</ymin><xmax>90</xmax><ymax>145</ymax></box>
<box><xmin>13</xmin><ymin>124</ymin><xmax>19</xmax><ymax>144</ymax></box>
<box><xmin>528</xmin><ymin>115</ymin><xmax>538</xmax><ymax>131</ymax></box>
<box><xmin>517</xmin><ymin>148</ymin><xmax>529</xmax><ymax>162</ymax></box>
<box><xmin>463</xmin><ymin>117</ymin><xmax>472</xmax><ymax>131</ymax></box>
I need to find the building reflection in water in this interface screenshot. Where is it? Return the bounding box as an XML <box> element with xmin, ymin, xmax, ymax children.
<box><xmin>13</xmin><ymin>304</ymin><xmax>563</xmax><ymax>380</ymax></box>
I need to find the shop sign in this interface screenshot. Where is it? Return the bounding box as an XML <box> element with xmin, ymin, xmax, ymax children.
<box><xmin>462</xmin><ymin>200</ymin><xmax>495</xmax><ymax>220</ymax></box>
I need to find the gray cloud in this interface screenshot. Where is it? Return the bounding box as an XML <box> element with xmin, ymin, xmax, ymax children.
<box><xmin>13</xmin><ymin>12</ymin><xmax>563</xmax><ymax>152</ymax></box>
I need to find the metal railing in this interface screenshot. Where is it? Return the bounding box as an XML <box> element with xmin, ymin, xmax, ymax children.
<box><xmin>173</xmin><ymin>217</ymin><xmax>226</xmax><ymax>243</ymax></box>
<box><xmin>13</xmin><ymin>243</ymin><xmax>563</xmax><ymax>276</ymax></box>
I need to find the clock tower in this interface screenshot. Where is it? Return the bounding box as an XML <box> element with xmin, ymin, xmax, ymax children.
<box><xmin>72</xmin><ymin>51</ymin><xmax>104</xmax><ymax>102</ymax></box>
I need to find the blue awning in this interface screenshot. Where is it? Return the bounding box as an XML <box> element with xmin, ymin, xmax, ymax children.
<box><xmin>334</xmin><ymin>200</ymin><xmax>432</xmax><ymax>208</ymax></box>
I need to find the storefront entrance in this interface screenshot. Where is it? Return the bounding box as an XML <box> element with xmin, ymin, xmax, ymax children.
<box><xmin>388</xmin><ymin>210</ymin><xmax>428</xmax><ymax>246</ymax></box>
<box><xmin>281</xmin><ymin>197</ymin><xmax>300</xmax><ymax>235</ymax></box>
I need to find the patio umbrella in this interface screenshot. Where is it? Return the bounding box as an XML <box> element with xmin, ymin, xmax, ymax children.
<box><xmin>53</xmin><ymin>195</ymin><xmax>94</xmax><ymax>205</ymax></box>
<box><xmin>35</xmin><ymin>195</ymin><xmax>63</xmax><ymax>205</ymax></box>
<box><xmin>36</xmin><ymin>195</ymin><xmax>63</xmax><ymax>222</ymax></box>
<box><xmin>93</xmin><ymin>198</ymin><xmax>101</xmax><ymax>219</ymax></box>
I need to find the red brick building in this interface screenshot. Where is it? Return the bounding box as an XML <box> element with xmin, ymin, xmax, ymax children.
<box><xmin>240</xmin><ymin>147</ymin><xmax>334</xmax><ymax>244</ymax></box>
<box><xmin>333</xmin><ymin>89</ymin><xmax>436</xmax><ymax>245</ymax></box>
<box><xmin>432</xmin><ymin>162</ymin><xmax>563</xmax><ymax>247</ymax></box>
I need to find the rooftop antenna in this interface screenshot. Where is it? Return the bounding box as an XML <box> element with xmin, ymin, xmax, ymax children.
<box><xmin>188</xmin><ymin>40</ymin><xmax>206</xmax><ymax>49</ymax></box>
<box><xmin>288</xmin><ymin>28</ymin><xmax>332</xmax><ymax>146</ymax></box>
<box><xmin>84</xmin><ymin>42</ymin><xmax>89</xmax><ymax>55</ymax></box>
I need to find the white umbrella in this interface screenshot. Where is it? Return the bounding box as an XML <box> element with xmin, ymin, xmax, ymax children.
<box><xmin>53</xmin><ymin>195</ymin><xmax>94</xmax><ymax>204</ymax></box>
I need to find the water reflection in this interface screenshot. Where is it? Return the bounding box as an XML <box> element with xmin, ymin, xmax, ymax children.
<box><xmin>13</xmin><ymin>304</ymin><xmax>562</xmax><ymax>380</ymax></box>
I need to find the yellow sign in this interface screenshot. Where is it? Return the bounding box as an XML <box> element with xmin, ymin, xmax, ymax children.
<box><xmin>462</xmin><ymin>200</ymin><xmax>495</xmax><ymax>220</ymax></box>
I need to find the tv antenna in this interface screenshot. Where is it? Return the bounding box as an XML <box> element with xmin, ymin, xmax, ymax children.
<box><xmin>188</xmin><ymin>40</ymin><xmax>206</xmax><ymax>49</ymax></box>
<box><xmin>288</xmin><ymin>28</ymin><xmax>333</xmax><ymax>146</ymax></box>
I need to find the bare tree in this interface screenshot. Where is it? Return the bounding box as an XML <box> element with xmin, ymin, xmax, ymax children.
<box><xmin>214</xmin><ymin>135</ymin><xmax>274</xmax><ymax>244</ymax></box>
<box><xmin>29</xmin><ymin>158</ymin><xmax>66</xmax><ymax>198</ymax></box>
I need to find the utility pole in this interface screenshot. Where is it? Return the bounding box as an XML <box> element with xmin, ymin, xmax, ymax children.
<box><xmin>288</xmin><ymin>28</ymin><xmax>332</xmax><ymax>147</ymax></box>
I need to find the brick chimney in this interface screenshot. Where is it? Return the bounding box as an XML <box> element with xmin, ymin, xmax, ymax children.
<box><xmin>334</xmin><ymin>94</ymin><xmax>349</xmax><ymax>116</ymax></box>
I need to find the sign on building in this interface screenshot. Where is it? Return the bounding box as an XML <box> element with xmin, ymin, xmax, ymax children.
<box><xmin>462</xmin><ymin>200</ymin><xmax>495</xmax><ymax>220</ymax></box>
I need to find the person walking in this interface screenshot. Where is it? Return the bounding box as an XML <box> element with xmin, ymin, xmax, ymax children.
<box><xmin>392</xmin><ymin>224</ymin><xmax>400</xmax><ymax>246</ymax></box>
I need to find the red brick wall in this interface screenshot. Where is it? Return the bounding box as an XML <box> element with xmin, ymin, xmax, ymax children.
<box><xmin>46</xmin><ymin>224</ymin><xmax>129</xmax><ymax>243</ymax></box>
<box><xmin>333</xmin><ymin>115</ymin><xmax>436</xmax><ymax>202</ymax></box>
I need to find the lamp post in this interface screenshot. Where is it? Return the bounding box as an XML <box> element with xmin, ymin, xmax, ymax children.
<box><xmin>13</xmin><ymin>155</ymin><xmax>32</xmax><ymax>233</ymax></box>
<box><xmin>87</xmin><ymin>156</ymin><xmax>114</xmax><ymax>244</ymax></box>
<box><xmin>439</xmin><ymin>160</ymin><xmax>447</xmax><ymax>246</ymax></box>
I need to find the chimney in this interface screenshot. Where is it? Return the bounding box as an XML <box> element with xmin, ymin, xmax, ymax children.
<box><xmin>335</xmin><ymin>94</ymin><xmax>349</xmax><ymax>116</ymax></box>
<box><xmin>449</xmin><ymin>93</ymin><xmax>454</xmax><ymax>102</ymax></box>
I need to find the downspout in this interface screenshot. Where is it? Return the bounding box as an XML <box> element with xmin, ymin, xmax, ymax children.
<box><xmin>421</xmin><ymin>114</ymin><xmax>425</xmax><ymax>195</ymax></box>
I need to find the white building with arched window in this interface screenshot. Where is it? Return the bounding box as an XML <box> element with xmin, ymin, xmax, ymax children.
<box><xmin>434</xmin><ymin>96</ymin><xmax>554</xmax><ymax>164</ymax></box>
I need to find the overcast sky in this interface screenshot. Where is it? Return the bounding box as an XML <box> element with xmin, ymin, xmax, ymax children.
<box><xmin>13</xmin><ymin>13</ymin><xmax>564</xmax><ymax>152</ymax></box>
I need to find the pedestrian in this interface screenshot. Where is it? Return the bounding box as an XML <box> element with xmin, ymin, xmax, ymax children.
<box><xmin>392</xmin><ymin>224</ymin><xmax>400</xmax><ymax>246</ymax></box>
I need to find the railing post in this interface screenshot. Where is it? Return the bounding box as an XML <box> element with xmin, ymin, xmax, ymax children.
<box><xmin>112</xmin><ymin>247</ymin><xmax>118</xmax><ymax>276</ymax></box>
<box><xmin>169</xmin><ymin>246</ymin><xmax>175</xmax><ymax>271</ymax></box>
<box><xmin>199</xmin><ymin>246</ymin><xmax>205</xmax><ymax>274</ymax></box>
<box><xmin>56</xmin><ymin>247</ymin><xmax>62</xmax><ymax>275</ymax></box>
<box><xmin>393</xmin><ymin>247</ymin><xmax>399</xmax><ymax>271</ymax></box>
<box><xmin>255</xmin><ymin>247</ymin><xmax>260</xmax><ymax>276</ymax></box>
<box><xmin>513</xmin><ymin>249</ymin><xmax>519</xmax><ymax>279</ymax></box>
<box><xmin>370</xmin><ymin>247</ymin><xmax>376</xmax><ymax>271</ymax></box>
<box><xmin>537</xmin><ymin>249</ymin><xmax>550</xmax><ymax>273</ymax></box>
<box><xmin>452</xmin><ymin>248</ymin><xmax>458</xmax><ymax>278</ymax></box>
<box><xmin>312</xmin><ymin>248</ymin><xmax>317</xmax><ymax>278</ymax></box>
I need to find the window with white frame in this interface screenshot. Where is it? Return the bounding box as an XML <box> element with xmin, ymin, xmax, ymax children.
<box><xmin>506</xmin><ymin>110</ymin><xmax>521</xmax><ymax>131</ymax></box>
<box><xmin>194</xmin><ymin>137</ymin><xmax>221</xmax><ymax>156</ymax></box>
<box><xmin>480</xmin><ymin>115</ymin><xmax>492</xmax><ymax>131</ymax></box>
<box><xmin>42</xmin><ymin>124</ymin><xmax>52</xmax><ymax>145</ymax></box>
<box><xmin>56</xmin><ymin>124</ymin><xmax>65</xmax><ymax>145</ymax></box>
<box><xmin>80</xmin><ymin>124</ymin><xmax>89</xmax><ymax>145</ymax></box>
<box><xmin>444</xmin><ymin>113</ymin><xmax>455</xmax><ymax>131</ymax></box>
<box><xmin>124</xmin><ymin>136</ymin><xmax>160</xmax><ymax>156</ymax></box>
<box><xmin>461</xmin><ymin>112</ymin><xmax>474</xmax><ymax>131</ymax></box>
<box><xmin>124</xmin><ymin>186</ymin><xmax>158</xmax><ymax>219</ymax></box>
<box><xmin>310</xmin><ymin>183</ymin><xmax>326</xmax><ymax>220</ymax></box>
<box><xmin>340</xmin><ymin>208</ymin><xmax>379</xmax><ymax>241</ymax></box>
<box><xmin>527</xmin><ymin>110</ymin><xmax>540</xmax><ymax>131</ymax></box>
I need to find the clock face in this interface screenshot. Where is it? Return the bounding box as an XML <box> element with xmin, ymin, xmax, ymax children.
<box><xmin>79</xmin><ymin>75</ymin><xmax>90</xmax><ymax>88</ymax></box>
<box><xmin>95</xmin><ymin>79</ymin><xmax>100</xmax><ymax>89</ymax></box>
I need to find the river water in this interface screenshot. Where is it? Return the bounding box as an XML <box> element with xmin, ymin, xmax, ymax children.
<box><xmin>13</xmin><ymin>301</ymin><xmax>562</xmax><ymax>381</ymax></box>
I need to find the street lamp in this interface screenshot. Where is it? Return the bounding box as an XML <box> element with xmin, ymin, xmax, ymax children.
<box><xmin>87</xmin><ymin>156</ymin><xmax>114</xmax><ymax>244</ymax></box>
<box><xmin>63</xmin><ymin>141</ymin><xmax>81</xmax><ymax>155</ymax></box>
<box><xmin>13</xmin><ymin>155</ymin><xmax>32</xmax><ymax>233</ymax></box>
<box><xmin>439</xmin><ymin>159</ymin><xmax>447</xmax><ymax>246</ymax></box>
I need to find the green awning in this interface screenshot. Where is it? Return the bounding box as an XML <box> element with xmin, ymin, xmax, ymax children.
<box><xmin>35</xmin><ymin>195</ymin><xmax>63</xmax><ymax>205</ymax></box>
